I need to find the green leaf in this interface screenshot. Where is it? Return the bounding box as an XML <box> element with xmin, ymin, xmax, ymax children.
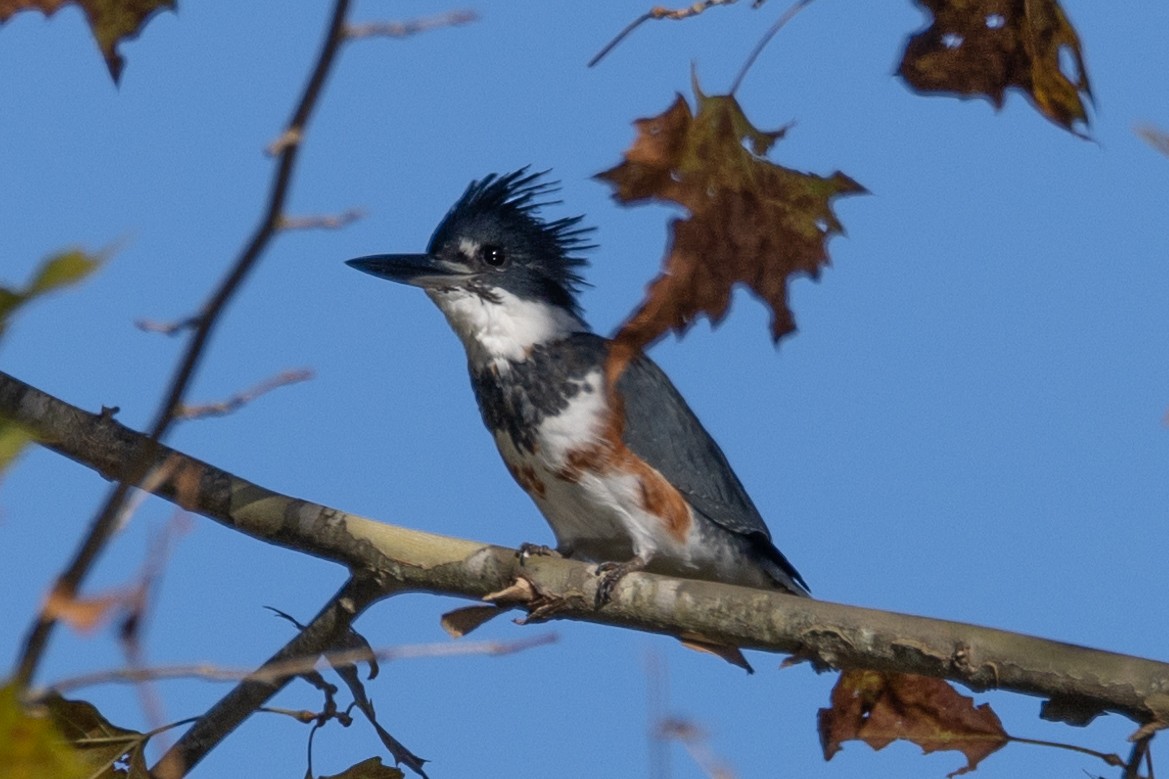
<box><xmin>0</xmin><ymin>421</ymin><xmax>38</xmax><ymax>475</ymax></box>
<box><xmin>27</xmin><ymin>250</ymin><xmax>102</xmax><ymax>296</ymax></box>
<box><xmin>0</xmin><ymin>682</ymin><xmax>90</xmax><ymax>779</ymax></box>
<box><xmin>0</xmin><ymin>248</ymin><xmax>104</xmax><ymax>342</ymax></box>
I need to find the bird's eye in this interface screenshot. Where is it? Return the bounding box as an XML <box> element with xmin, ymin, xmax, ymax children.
<box><xmin>481</xmin><ymin>244</ymin><xmax>507</xmax><ymax>267</ymax></box>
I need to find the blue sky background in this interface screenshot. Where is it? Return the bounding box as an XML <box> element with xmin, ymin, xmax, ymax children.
<box><xmin>2</xmin><ymin>2</ymin><xmax>1168</xmax><ymax>777</ymax></box>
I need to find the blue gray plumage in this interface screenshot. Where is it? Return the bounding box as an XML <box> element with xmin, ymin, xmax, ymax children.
<box><xmin>348</xmin><ymin>168</ymin><xmax>809</xmax><ymax>598</ymax></box>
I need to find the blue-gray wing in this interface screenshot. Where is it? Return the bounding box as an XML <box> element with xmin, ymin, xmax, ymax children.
<box><xmin>615</xmin><ymin>348</ymin><xmax>809</xmax><ymax>594</ymax></box>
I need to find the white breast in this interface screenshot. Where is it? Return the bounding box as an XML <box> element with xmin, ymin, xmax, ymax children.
<box><xmin>493</xmin><ymin>373</ymin><xmax>692</xmax><ymax>566</ymax></box>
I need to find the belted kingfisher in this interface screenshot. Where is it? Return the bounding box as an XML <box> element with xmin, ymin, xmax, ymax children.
<box><xmin>347</xmin><ymin>169</ymin><xmax>809</xmax><ymax>601</ymax></box>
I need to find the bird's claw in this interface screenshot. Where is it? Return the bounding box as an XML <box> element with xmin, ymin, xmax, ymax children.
<box><xmin>593</xmin><ymin>557</ymin><xmax>646</xmax><ymax>607</ymax></box>
<box><xmin>517</xmin><ymin>543</ymin><xmax>562</xmax><ymax>564</ymax></box>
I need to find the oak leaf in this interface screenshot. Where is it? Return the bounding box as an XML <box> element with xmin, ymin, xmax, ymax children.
<box><xmin>0</xmin><ymin>0</ymin><xmax>174</xmax><ymax>83</ymax></box>
<box><xmin>596</xmin><ymin>79</ymin><xmax>864</xmax><ymax>373</ymax></box>
<box><xmin>818</xmin><ymin>669</ymin><xmax>1007</xmax><ymax>777</ymax></box>
<box><xmin>898</xmin><ymin>0</ymin><xmax>1092</xmax><ymax>135</ymax></box>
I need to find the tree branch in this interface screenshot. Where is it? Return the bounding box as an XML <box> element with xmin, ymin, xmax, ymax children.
<box><xmin>12</xmin><ymin>0</ymin><xmax>354</xmax><ymax>687</ymax></box>
<box><xmin>150</xmin><ymin>575</ymin><xmax>396</xmax><ymax>779</ymax></box>
<box><xmin>4</xmin><ymin>368</ymin><xmax>1168</xmax><ymax>733</ymax></box>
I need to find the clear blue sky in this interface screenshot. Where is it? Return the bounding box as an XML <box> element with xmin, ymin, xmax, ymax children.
<box><xmin>2</xmin><ymin>2</ymin><xmax>1168</xmax><ymax>777</ymax></box>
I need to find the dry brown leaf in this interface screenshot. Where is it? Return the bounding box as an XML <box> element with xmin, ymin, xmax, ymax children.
<box><xmin>0</xmin><ymin>0</ymin><xmax>174</xmax><ymax>82</ymax></box>
<box><xmin>899</xmin><ymin>0</ymin><xmax>1092</xmax><ymax>135</ymax></box>
<box><xmin>678</xmin><ymin>634</ymin><xmax>754</xmax><ymax>674</ymax></box>
<box><xmin>439</xmin><ymin>605</ymin><xmax>508</xmax><ymax>638</ymax></box>
<box><xmin>43</xmin><ymin>587</ymin><xmax>124</xmax><ymax>633</ymax></box>
<box><xmin>597</xmin><ymin>79</ymin><xmax>863</xmax><ymax>374</ymax></box>
<box><xmin>818</xmin><ymin>670</ymin><xmax>1008</xmax><ymax>777</ymax></box>
<box><xmin>320</xmin><ymin>756</ymin><xmax>406</xmax><ymax>779</ymax></box>
<box><xmin>483</xmin><ymin>578</ymin><xmax>536</xmax><ymax>604</ymax></box>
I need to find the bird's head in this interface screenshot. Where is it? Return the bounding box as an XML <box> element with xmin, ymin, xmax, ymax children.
<box><xmin>347</xmin><ymin>169</ymin><xmax>595</xmax><ymax>320</ymax></box>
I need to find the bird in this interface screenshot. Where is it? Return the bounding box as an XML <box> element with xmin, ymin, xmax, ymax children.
<box><xmin>347</xmin><ymin>169</ymin><xmax>809</xmax><ymax>603</ymax></box>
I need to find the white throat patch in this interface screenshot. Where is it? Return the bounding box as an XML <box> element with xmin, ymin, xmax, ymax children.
<box><xmin>427</xmin><ymin>286</ymin><xmax>585</xmax><ymax>365</ymax></box>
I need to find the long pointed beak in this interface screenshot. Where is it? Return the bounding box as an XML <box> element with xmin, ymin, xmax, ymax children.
<box><xmin>346</xmin><ymin>253</ymin><xmax>464</xmax><ymax>288</ymax></box>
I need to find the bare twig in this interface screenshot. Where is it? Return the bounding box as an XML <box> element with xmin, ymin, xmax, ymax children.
<box><xmin>177</xmin><ymin>369</ymin><xmax>314</xmax><ymax>420</ymax></box>
<box><xmin>1136</xmin><ymin>124</ymin><xmax>1169</xmax><ymax>159</ymax></box>
<box><xmin>1122</xmin><ymin>735</ymin><xmax>1155</xmax><ymax>779</ymax></box>
<box><xmin>279</xmin><ymin>208</ymin><xmax>365</xmax><ymax>231</ymax></box>
<box><xmin>658</xmin><ymin>718</ymin><xmax>737</xmax><ymax>779</ymax></box>
<box><xmin>118</xmin><ymin>513</ymin><xmax>191</xmax><ymax>755</ymax></box>
<box><xmin>150</xmin><ymin>576</ymin><xmax>399</xmax><ymax>779</ymax></box>
<box><xmin>42</xmin><ymin>634</ymin><xmax>557</xmax><ymax>696</ymax></box>
<box><xmin>1007</xmin><ymin>735</ymin><xmax>1124</xmax><ymax>769</ymax></box>
<box><xmin>345</xmin><ymin>10</ymin><xmax>477</xmax><ymax>40</ymax></box>
<box><xmin>730</xmin><ymin>0</ymin><xmax>815</xmax><ymax>95</ymax></box>
<box><xmin>589</xmin><ymin>1</ymin><xmax>742</xmax><ymax>68</ymax></box>
<box><xmin>12</xmin><ymin>0</ymin><xmax>354</xmax><ymax>688</ymax></box>
<box><xmin>135</xmin><ymin>316</ymin><xmax>200</xmax><ymax>336</ymax></box>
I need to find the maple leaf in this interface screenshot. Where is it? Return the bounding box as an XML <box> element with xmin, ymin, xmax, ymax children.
<box><xmin>0</xmin><ymin>0</ymin><xmax>175</xmax><ymax>83</ymax></box>
<box><xmin>596</xmin><ymin>78</ymin><xmax>864</xmax><ymax>374</ymax></box>
<box><xmin>818</xmin><ymin>670</ymin><xmax>1008</xmax><ymax>777</ymax></box>
<box><xmin>898</xmin><ymin>0</ymin><xmax>1093</xmax><ymax>136</ymax></box>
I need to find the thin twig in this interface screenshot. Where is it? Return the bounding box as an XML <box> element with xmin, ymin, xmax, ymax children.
<box><xmin>657</xmin><ymin>718</ymin><xmax>737</xmax><ymax>779</ymax></box>
<box><xmin>118</xmin><ymin>513</ymin><xmax>191</xmax><ymax>756</ymax></box>
<box><xmin>42</xmin><ymin>634</ymin><xmax>558</xmax><ymax>696</ymax></box>
<box><xmin>589</xmin><ymin>1</ymin><xmax>741</xmax><ymax>68</ymax></box>
<box><xmin>730</xmin><ymin>0</ymin><xmax>815</xmax><ymax>95</ymax></box>
<box><xmin>279</xmin><ymin>208</ymin><xmax>365</xmax><ymax>231</ymax></box>
<box><xmin>135</xmin><ymin>316</ymin><xmax>200</xmax><ymax>336</ymax></box>
<box><xmin>1136</xmin><ymin>124</ymin><xmax>1169</xmax><ymax>159</ymax></box>
<box><xmin>345</xmin><ymin>10</ymin><xmax>477</xmax><ymax>40</ymax></box>
<box><xmin>151</xmin><ymin>576</ymin><xmax>390</xmax><ymax>778</ymax></box>
<box><xmin>177</xmin><ymin>369</ymin><xmax>314</xmax><ymax>420</ymax></box>
<box><xmin>13</xmin><ymin>0</ymin><xmax>353</xmax><ymax>688</ymax></box>
<box><xmin>1122</xmin><ymin>736</ymin><xmax>1155</xmax><ymax>779</ymax></box>
<box><xmin>1008</xmin><ymin>735</ymin><xmax>1125</xmax><ymax>769</ymax></box>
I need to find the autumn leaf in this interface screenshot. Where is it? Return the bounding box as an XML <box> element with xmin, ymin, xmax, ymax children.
<box><xmin>43</xmin><ymin>587</ymin><xmax>126</xmax><ymax>633</ymax></box>
<box><xmin>0</xmin><ymin>0</ymin><xmax>174</xmax><ymax>83</ymax></box>
<box><xmin>320</xmin><ymin>757</ymin><xmax>406</xmax><ymax>779</ymax></box>
<box><xmin>898</xmin><ymin>0</ymin><xmax>1093</xmax><ymax>136</ymax></box>
<box><xmin>440</xmin><ymin>604</ymin><xmax>509</xmax><ymax>638</ymax></box>
<box><xmin>596</xmin><ymin>78</ymin><xmax>864</xmax><ymax>374</ymax></box>
<box><xmin>818</xmin><ymin>670</ymin><xmax>1008</xmax><ymax>777</ymax></box>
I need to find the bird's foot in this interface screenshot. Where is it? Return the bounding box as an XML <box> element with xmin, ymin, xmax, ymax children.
<box><xmin>517</xmin><ymin>543</ymin><xmax>563</xmax><ymax>564</ymax></box>
<box><xmin>593</xmin><ymin>556</ymin><xmax>647</xmax><ymax>607</ymax></box>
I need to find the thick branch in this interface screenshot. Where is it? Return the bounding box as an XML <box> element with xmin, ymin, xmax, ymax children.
<box><xmin>4</xmin><ymin>369</ymin><xmax>1168</xmax><ymax>731</ymax></box>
